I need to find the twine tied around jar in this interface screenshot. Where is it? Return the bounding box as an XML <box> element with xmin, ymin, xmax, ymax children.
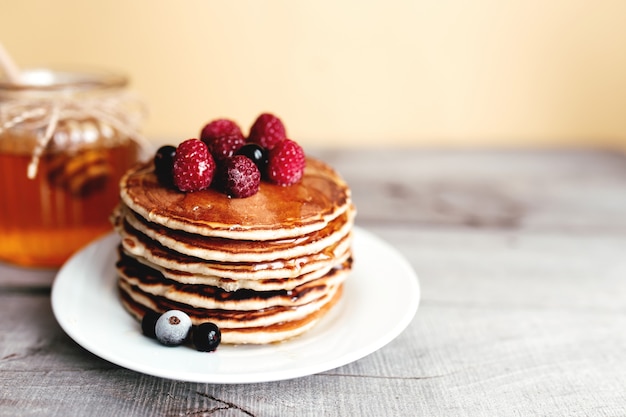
<box><xmin>0</xmin><ymin>92</ymin><xmax>149</xmax><ymax>179</ymax></box>
<box><xmin>0</xmin><ymin>43</ymin><xmax>149</xmax><ymax>180</ymax></box>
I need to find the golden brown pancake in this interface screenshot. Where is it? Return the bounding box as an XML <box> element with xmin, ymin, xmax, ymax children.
<box><xmin>119</xmin><ymin>158</ymin><xmax>352</xmax><ymax>240</ymax></box>
<box><xmin>116</xmin><ymin>248</ymin><xmax>351</xmax><ymax>343</ymax></box>
<box><xmin>118</xmin><ymin>202</ymin><xmax>354</xmax><ymax>262</ymax></box>
<box><xmin>113</xmin><ymin>156</ymin><xmax>355</xmax><ymax>344</ymax></box>
<box><xmin>120</xmin><ymin>282</ymin><xmax>345</xmax><ymax>345</ymax></box>
<box><xmin>117</xmin><ymin>229</ymin><xmax>353</xmax><ymax>291</ymax></box>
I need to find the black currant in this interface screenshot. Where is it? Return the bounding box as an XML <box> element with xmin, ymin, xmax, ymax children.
<box><xmin>192</xmin><ymin>322</ymin><xmax>221</xmax><ymax>352</ymax></box>
<box><xmin>141</xmin><ymin>310</ymin><xmax>161</xmax><ymax>339</ymax></box>
<box><xmin>154</xmin><ymin>145</ymin><xmax>176</xmax><ymax>184</ymax></box>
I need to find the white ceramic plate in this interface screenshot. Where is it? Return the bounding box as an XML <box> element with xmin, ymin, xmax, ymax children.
<box><xmin>51</xmin><ymin>227</ymin><xmax>420</xmax><ymax>383</ymax></box>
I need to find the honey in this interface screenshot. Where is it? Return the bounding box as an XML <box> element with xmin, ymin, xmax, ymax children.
<box><xmin>0</xmin><ymin>69</ymin><xmax>145</xmax><ymax>268</ymax></box>
<box><xmin>0</xmin><ymin>140</ymin><xmax>138</xmax><ymax>267</ymax></box>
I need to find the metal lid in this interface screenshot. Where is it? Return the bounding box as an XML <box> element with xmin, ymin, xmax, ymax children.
<box><xmin>0</xmin><ymin>68</ymin><xmax>128</xmax><ymax>92</ymax></box>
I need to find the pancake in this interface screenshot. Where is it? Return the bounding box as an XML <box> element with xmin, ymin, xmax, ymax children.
<box><xmin>116</xmin><ymin>244</ymin><xmax>351</xmax><ymax>344</ymax></box>
<box><xmin>119</xmin><ymin>202</ymin><xmax>354</xmax><ymax>262</ymax></box>
<box><xmin>119</xmin><ymin>158</ymin><xmax>352</xmax><ymax>241</ymax></box>
<box><xmin>120</xmin><ymin>283</ymin><xmax>344</xmax><ymax>345</ymax></box>
<box><xmin>118</xmin><ymin>239</ymin><xmax>353</xmax><ymax>292</ymax></box>
<box><xmin>117</xmin><ymin>250</ymin><xmax>349</xmax><ymax>316</ymax></box>
<box><xmin>113</xmin><ymin>155</ymin><xmax>355</xmax><ymax>345</ymax></box>
<box><xmin>115</xmin><ymin>206</ymin><xmax>354</xmax><ymax>282</ymax></box>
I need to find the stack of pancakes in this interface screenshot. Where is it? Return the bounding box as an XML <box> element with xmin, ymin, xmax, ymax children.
<box><xmin>112</xmin><ymin>157</ymin><xmax>355</xmax><ymax>344</ymax></box>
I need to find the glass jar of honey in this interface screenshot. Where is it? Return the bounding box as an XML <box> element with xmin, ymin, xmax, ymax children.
<box><xmin>0</xmin><ymin>68</ymin><xmax>146</xmax><ymax>268</ymax></box>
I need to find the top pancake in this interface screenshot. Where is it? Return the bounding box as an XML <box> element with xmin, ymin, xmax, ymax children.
<box><xmin>120</xmin><ymin>157</ymin><xmax>352</xmax><ymax>241</ymax></box>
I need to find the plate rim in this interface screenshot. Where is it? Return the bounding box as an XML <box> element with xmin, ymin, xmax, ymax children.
<box><xmin>51</xmin><ymin>226</ymin><xmax>420</xmax><ymax>383</ymax></box>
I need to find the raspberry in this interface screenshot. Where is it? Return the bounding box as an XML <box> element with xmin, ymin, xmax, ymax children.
<box><xmin>235</xmin><ymin>143</ymin><xmax>269</xmax><ymax>174</ymax></box>
<box><xmin>267</xmin><ymin>139</ymin><xmax>306</xmax><ymax>186</ymax></box>
<box><xmin>222</xmin><ymin>155</ymin><xmax>261</xmax><ymax>198</ymax></box>
<box><xmin>200</xmin><ymin>118</ymin><xmax>244</xmax><ymax>144</ymax></box>
<box><xmin>173</xmin><ymin>139</ymin><xmax>216</xmax><ymax>192</ymax></box>
<box><xmin>207</xmin><ymin>134</ymin><xmax>246</xmax><ymax>164</ymax></box>
<box><xmin>248</xmin><ymin>113</ymin><xmax>286</xmax><ymax>150</ymax></box>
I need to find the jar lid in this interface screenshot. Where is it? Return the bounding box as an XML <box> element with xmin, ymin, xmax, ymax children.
<box><xmin>0</xmin><ymin>68</ymin><xmax>128</xmax><ymax>92</ymax></box>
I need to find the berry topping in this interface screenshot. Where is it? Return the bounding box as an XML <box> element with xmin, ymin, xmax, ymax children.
<box><xmin>192</xmin><ymin>322</ymin><xmax>222</xmax><ymax>352</ymax></box>
<box><xmin>155</xmin><ymin>310</ymin><xmax>192</xmax><ymax>346</ymax></box>
<box><xmin>154</xmin><ymin>145</ymin><xmax>176</xmax><ymax>184</ymax></box>
<box><xmin>173</xmin><ymin>139</ymin><xmax>215</xmax><ymax>192</ymax></box>
<box><xmin>267</xmin><ymin>139</ymin><xmax>306</xmax><ymax>186</ymax></box>
<box><xmin>235</xmin><ymin>143</ymin><xmax>269</xmax><ymax>173</ymax></box>
<box><xmin>206</xmin><ymin>134</ymin><xmax>246</xmax><ymax>164</ymax></box>
<box><xmin>141</xmin><ymin>311</ymin><xmax>161</xmax><ymax>339</ymax></box>
<box><xmin>222</xmin><ymin>155</ymin><xmax>261</xmax><ymax>198</ymax></box>
<box><xmin>248</xmin><ymin>113</ymin><xmax>286</xmax><ymax>150</ymax></box>
<box><xmin>200</xmin><ymin>118</ymin><xmax>244</xmax><ymax>143</ymax></box>
<box><xmin>162</xmin><ymin>113</ymin><xmax>303</xmax><ymax>194</ymax></box>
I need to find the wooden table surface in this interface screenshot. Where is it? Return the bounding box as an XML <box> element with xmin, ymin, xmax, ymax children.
<box><xmin>2</xmin><ymin>148</ymin><xmax>626</xmax><ymax>416</ymax></box>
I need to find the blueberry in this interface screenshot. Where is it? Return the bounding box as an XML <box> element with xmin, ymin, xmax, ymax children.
<box><xmin>192</xmin><ymin>322</ymin><xmax>221</xmax><ymax>352</ymax></box>
<box><xmin>235</xmin><ymin>143</ymin><xmax>268</xmax><ymax>174</ymax></box>
<box><xmin>141</xmin><ymin>310</ymin><xmax>161</xmax><ymax>339</ymax></box>
<box><xmin>154</xmin><ymin>145</ymin><xmax>176</xmax><ymax>184</ymax></box>
<box><xmin>155</xmin><ymin>310</ymin><xmax>192</xmax><ymax>346</ymax></box>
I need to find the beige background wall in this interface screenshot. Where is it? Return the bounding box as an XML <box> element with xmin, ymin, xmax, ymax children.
<box><xmin>1</xmin><ymin>0</ymin><xmax>625</xmax><ymax>148</ymax></box>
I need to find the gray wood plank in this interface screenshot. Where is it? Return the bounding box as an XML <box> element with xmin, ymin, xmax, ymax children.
<box><xmin>318</xmin><ymin>148</ymin><xmax>626</xmax><ymax>232</ymax></box>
